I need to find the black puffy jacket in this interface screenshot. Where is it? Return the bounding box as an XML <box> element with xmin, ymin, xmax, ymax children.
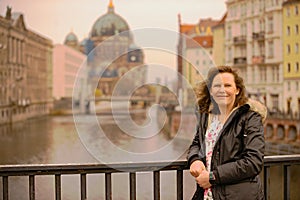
<box><xmin>187</xmin><ymin>103</ymin><xmax>265</xmax><ymax>200</ymax></box>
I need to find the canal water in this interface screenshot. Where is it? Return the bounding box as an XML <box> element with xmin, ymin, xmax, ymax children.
<box><xmin>0</xmin><ymin>109</ymin><xmax>299</xmax><ymax>199</ymax></box>
<box><xmin>0</xmin><ymin>110</ymin><xmax>196</xmax><ymax>200</ymax></box>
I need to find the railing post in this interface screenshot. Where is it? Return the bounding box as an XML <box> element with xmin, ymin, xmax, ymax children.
<box><xmin>55</xmin><ymin>174</ymin><xmax>61</xmax><ymax>200</ymax></box>
<box><xmin>264</xmin><ymin>166</ymin><xmax>270</xmax><ymax>200</ymax></box>
<box><xmin>105</xmin><ymin>173</ymin><xmax>112</xmax><ymax>200</ymax></box>
<box><xmin>153</xmin><ymin>171</ymin><xmax>160</xmax><ymax>200</ymax></box>
<box><xmin>177</xmin><ymin>170</ymin><xmax>183</xmax><ymax>200</ymax></box>
<box><xmin>29</xmin><ymin>175</ymin><xmax>35</xmax><ymax>200</ymax></box>
<box><xmin>129</xmin><ymin>172</ymin><xmax>136</xmax><ymax>200</ymax></box>
<box><xmin>283</xmin><ymin>165</ymin><xmax>291</xmax><ymax>200</ymax></box>
<box><xmin>80</xmin><ymin>173</ymin><xmax>87</xmax><ymax>200</ymax></box>
<box><xmin>2</xmin><ymin>176</ymin><xmax>8</xmax><ymax>200</ymax></box>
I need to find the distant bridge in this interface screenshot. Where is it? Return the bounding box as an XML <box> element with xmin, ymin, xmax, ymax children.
<box><xmin>92</xmin><ymin>96</ymin><xmax>155</xmax><ymax>103</ymax></box>
<box><xmin>82</xmin><ymin>94</ymin><xmax>179</xmax><ymax>114</ymax></box>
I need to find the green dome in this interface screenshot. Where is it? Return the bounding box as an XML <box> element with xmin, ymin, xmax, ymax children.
<box><xmin>64</xmin><ymin>32</ymin><xmax>78</xmax><ymax>44</ymax></box>
<box><xmin>90</xmin><ymin>5</ymin><xmax>130</xmax><ymax>37</ymax></box>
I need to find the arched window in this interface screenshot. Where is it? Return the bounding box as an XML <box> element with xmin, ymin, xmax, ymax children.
<box><xmin>277</xmin><ymin>125</ymin><xmax>285</xmax><ymax>140</ymax></box>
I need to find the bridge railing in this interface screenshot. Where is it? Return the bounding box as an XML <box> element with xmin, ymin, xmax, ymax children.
<box><xmin>0</xmin><ymin>155</ymin><xmax>300</xmax><ymax>200</ymax></box>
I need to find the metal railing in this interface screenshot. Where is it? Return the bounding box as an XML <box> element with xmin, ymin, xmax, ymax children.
<box><xmin>263</xmin><ymin>155</ymin><xmax>300</xmax><ymax>200</ymax></box>
<box><xmin>0</xmin><ymin>155</ymin><xmax>300</xmax><ymax>200</ymax></box>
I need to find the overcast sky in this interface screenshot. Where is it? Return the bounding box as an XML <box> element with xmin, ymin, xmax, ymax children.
<box><xmin>0</xmin><ymin>0</ymin><xmax>226</xmax><ymax>44</ymax></box>
<box><xmin>0</xmin><ymin>0</ymin><xmax>226</xmax><ymax>82</ymax></box>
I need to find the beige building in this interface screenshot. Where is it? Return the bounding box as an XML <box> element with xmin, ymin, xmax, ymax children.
<box><xmin>0</xmin><ymin>7</ymin><xmax>52</xmax><ymax>124</ymax></box>
<box><xmin>225</xmin><ymin>0</ymin><xmax>286</xmax><ymax>112</ymax></box>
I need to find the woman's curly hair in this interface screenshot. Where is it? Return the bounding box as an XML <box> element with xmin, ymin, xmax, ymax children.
<box><xmin>196</xmin><ymin>66</ymin><xmax>248</xmax><ymax>114</ymax></box>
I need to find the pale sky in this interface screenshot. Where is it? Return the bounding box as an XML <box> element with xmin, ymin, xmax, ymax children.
<box><xmin>0</xmin><ymin>0</ymin><xmax>226</xmax><ymax>44</ymax></box>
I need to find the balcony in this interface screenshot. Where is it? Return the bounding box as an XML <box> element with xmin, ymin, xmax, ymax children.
<box><xmin>252</xmin><ymin>55</ymin><xmax>265</xmax><ymax>64</ymax></box>
<box><xmin>252</xmin><ymin>31</ymin><xmax>265</xmax><ymax>42</ymax></box>
<box><xmin>0</xmin><ymin>155</ymin><xmax>299</xmax><ymax>200</ymax></box>
<box><xmin>233</xmin><ymin>35</ymin><xmax>247</xmax><ymax>45</ymax></box>
<box><xmin>234</xmin><ymin>56</ymin><xmax>247</xmax><ymax>66</ymax></box>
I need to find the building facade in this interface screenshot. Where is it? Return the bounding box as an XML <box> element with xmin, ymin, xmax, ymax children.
<box><xmin>225</xmin><ymin>0</ymin><xmax>286</xmax><ymax>112</ymax></box>
<box><xmin>282</xmin><ymin>0</ymin><xmax>300</xmax><ymax>116</ymax></box>
<box><xmin>177</xmin><ymin>16</ymin><xmax>219</xmax><ymax>106</ymax></box>
<box><xmin>52</xmin><ymin>44</ymin><xmax>86</xmax><ymax>100</ymax></box>
<box><xmin>0</xmin><ymin>7</ymin><xmax>52</xmax><ymax>124</ymax></box>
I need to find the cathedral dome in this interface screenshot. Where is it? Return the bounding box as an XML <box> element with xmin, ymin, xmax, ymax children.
<box><xmin>64</xmin><ymin>31</ymin><xmax>78</xmax><ymax>45</ymax></box>
<box><xmin>90</xmin><ymin>1</ymin><xmax>130</xmax><ymax>37</ymax></box>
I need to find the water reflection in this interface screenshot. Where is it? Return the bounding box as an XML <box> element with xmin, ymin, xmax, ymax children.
<box><xmin>0</xmin><ymin>116</ymin><xmax>96</xmax><ymax>165</ymax></box>
<box><xmin>0</xmin><ymin>113</ymin><xmax>195</xmax><ymax>199</ymax></box>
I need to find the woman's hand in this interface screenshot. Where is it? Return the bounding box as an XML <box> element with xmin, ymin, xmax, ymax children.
<box><xmin>195</xmin><ymin>170</ymin><xmax>211</xmax><ymax>189</ymax></box>
<box><xmin>190</xmin><ymin>160</ymin><xmax>206</xmax><ymax>177</ymax></box>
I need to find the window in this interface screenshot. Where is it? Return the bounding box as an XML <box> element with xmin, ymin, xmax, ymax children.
<box><xmin>268</xmin><ymin>16</ymin><xmax>273</xmax><ymax>33</ymax></box>
<box><xmin>227</xmin><ymin>25</ymin><xmax>232</xmax><ymax>40</ymax></box>
<box><xmin>296</xmin><ymin>62</ymin><xmax>299</xmax><ymax>72</ymax></box>
<box><xmin>287</xmin><ymin>26</ymin><xmax>291</xmax><ymax>35</ymax></box>
<box><xmin>288</xmin><ymin>81</ymin><xmax>291</xmax><ymax>91</ymax></box>
<box><xmin>287</xmin><ymin>7</ymin><xmax>290</xmax><ymax>17</ymax></box>
<box><xmin>272</xmin><ymin>66</ymin><xmax>277</xmax><ymax>82</ymax></box>
<box><xmin>271</xmin><ymin>94</ymin><xmax>279</xmax><ymax>111</ymax></box>
<box><xmin>260</xmin><ymin>67</ymin><xmax>267</xmax><ymax>83</ymax></box>
<box><xmin>295</xmin><ymin>43</ymin><xmax>299</xmax><ymax>53</ymax></box>
<box><xmin>295</xmin><ymin>5</ymin><xmax>299</xmax><ymax>15</ymax></box>
<box><xmin>296</xmin><ymin>25</ymin><xmax>299</xmax><ymax>35</ymax></box>
<box><xmin>287</xmin><ymin>44</ymin><xmax>291</xmax><ymax>54</ymax></box>
<box><xmin>296</xmin><ymin>82</ymin><xmax>299</xmax><ymax>91</ymax></box>
<box><xmin>259</xmin><ymin>19</ymin><xmax>265</xmax><ymax>31</ymax></box>
<box><xmin>241</xmin><ymin>23</ymin><xmax>247</xmax><ymax>36</ymax></box>
<box><xmin>288</xmin><ymin>63</ymin><xmax>291</xmax><ymax>73</ymax></box>
<box><xmin>228</xmin><ymin>47</ymin><xmax>232</xmax><ymax>62</ymax></box>
<box><xmin>268</xmin><ymin>41</ymin><xmax>274</xmax><ymax>58</ymax></box>
<box><xmin>252</xmin><ymin>67</ymin><xmax>255</xmax><ymax>83</ymax></box>
<box><xmin>241</xmin><ymin>3</ymin><xmax>246</xmax><ymax>17</ymax></box>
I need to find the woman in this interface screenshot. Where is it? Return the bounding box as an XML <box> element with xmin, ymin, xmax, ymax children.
<box><xmin>187</xmin><ymin>66</ymin><xmax>266</xmax><ymax>200</ymax></box>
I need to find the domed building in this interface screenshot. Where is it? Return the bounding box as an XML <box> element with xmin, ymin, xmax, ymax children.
<box><xmin>85</xmin><ymin>0</ymin><xmax>145</xmax><ymax>97</ymax></box>
<box><xmin>64</xmin><ymin>31</ymin><xmax>79</xmax><ymax>50</ymax></box>
<box><xmin>90</xmin><ymin>0</ymin><xmax>131</xmax><ymax>44</ymax></box>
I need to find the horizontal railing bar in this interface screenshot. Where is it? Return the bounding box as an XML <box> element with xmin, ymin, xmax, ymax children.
<box><xmin>0</xmin><ymin>161</ymin><xmax>189</xmax><ymax>176</ymax></box>
<box><xmin>263</xmin><ymin>154</ymin><xmax>300</xmax><ymax>165</ymax></box>
<box><xmin>0</xmin><ymin>155</ymin><xmax>299</xmax><ymax>177</ymax></box>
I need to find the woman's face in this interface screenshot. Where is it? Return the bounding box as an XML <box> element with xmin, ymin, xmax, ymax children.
<box><xmin>210</xmin><ymin>72</ymin><xmax>240</xmax><ymax>111</ymax></box>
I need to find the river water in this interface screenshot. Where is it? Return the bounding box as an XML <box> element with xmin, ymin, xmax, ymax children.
<box><xmin>0</xmin><ymin>109</ymin><xmax>196</xmax><ymax>200</ymax></box>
